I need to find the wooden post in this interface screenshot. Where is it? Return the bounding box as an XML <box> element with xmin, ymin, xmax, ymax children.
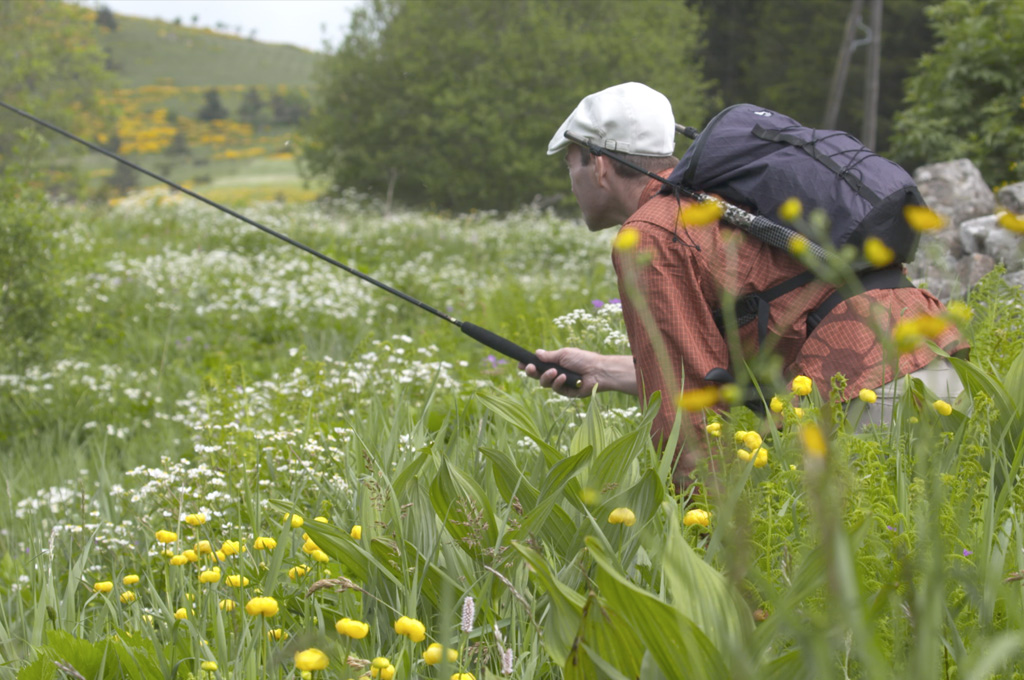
<box><xmin>823</xmin><ymin>0</ymin><xmax>864</xmax><ymax>129</ymax></box>
<box><xmin>862</xmin><ymin>0</ymin><xmax>884</xmax><ymax>148</ymax></box>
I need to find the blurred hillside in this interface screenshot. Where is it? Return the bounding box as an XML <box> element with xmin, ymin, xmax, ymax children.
<box><xmin>85</xmin><ymin>9</ymin><xmax>325</xmax><ymax>202</ymax></box>
<box><xmin>97</xmin><ymin>13</ymin><xmax>320</xmax><ymax>88</ymax></box>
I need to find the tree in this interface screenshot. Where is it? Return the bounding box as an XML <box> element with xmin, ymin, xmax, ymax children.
<box><xmin>95</xmin><ymin>4</ymin><xmax>117</xmax><ymax>31</ymax></box>
<box><xmin>889</xmin><ymin>0</ymin><xmax>1024</xmax><ymax>184</ymax></box>
<box><xmin>0</xmin><ymin>1</ymin><xmax>112</xmax><ymax>182</ymax></box>
<box><xmin>693</xmin><ymin>0</ymin><xmax>936</xmax><ymax>154</ymax></box>
<box><xmin>238</xmin><ymin>86</ymin><xmax>265</xmax><ymax>124</ymax></box>
<box><xmin>197</xmin><ymin>87</ymin><xmax>229</xmax><ymax>121</ymax></box>
<box><xmin>301</xmin><ymin>0</ymin><xmax>714</xmax><ymax>212</ymax></box>
<box><xmin>270</xmin><ymin>88</ymin><xmax>310</xmax><ymax>125</ymax></box>
<box><xmin>167</xmin><ymin>128</ymin><xmax>190</xmax><ymax>156</ymax></box>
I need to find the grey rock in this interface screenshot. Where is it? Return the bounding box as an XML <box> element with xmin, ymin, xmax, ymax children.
<box><xmin>909</xmin><ymin>250</ymin><xmax>959</xmax><ymax>302</ymax></box>
<box><xmin>997</xmin><ymin>181</ymin><xmax>1024</xmax><ymax>214</ymax></box>
<box><xmin>957</xmin><ymin>253</ymin><xmax>996</xmax><ymax>292</ymax></box>
<box><xmin>984</xmin><ymin>228</ymin><xmax>1024</xmax><ymax>272</ymax></box>
<box><xmin>1004</xmin><ymin>269</ymin><xmax>1024</xmax><ymax>290</ymax></box>
<box><xmin>958</xmin><ymin>215</ymin><xmax>997</xmax><ymax>255</ymax></box>
<box><xmin>914</xmin><ymin>159</ymin><xmax>996</xmax><ymax>229</ymax></box>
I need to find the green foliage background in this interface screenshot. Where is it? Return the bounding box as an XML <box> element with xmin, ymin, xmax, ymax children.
<box><xmin>300</xmin><ymin>0</ymin><xmax>714</xmax><ymax>212</ymax></box>
<box><xmin>890</xmin><ymin>0</ymin><xmax>1024</xmax><ymax>186</ymax></box>
<box><xmin>695</xmin><ymin>0</ymin><xmax>935</xmax><ymax>153</ymax></box>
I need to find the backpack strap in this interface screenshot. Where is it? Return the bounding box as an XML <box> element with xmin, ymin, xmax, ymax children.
<box><xmin>806</xmin><ymin>266</ymin><xmax>914</xmax><ymax>335</ymax></box>
<box><xmin>712</xmin><ymin>266</ymin><xmax>914</xmax><ymax>344</ymax></box>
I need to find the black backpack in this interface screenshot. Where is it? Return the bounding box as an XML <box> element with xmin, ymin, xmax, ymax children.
<box><xmin>665</xmin><ymin>103</ymin><xmax>921</xmax><ymax>341</ymax></box>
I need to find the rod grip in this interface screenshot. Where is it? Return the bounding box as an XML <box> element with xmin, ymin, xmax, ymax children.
<box><xmin>460</xmin><ymin>322</ymin><xmax>583</xmax><ymax>389</ymax></box>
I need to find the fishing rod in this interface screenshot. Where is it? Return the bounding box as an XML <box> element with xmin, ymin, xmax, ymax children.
<box><xmin>564</xmin><ymin>130</ymin><xmax>831</xmax><ymax>262</ymax></box>
<box><xmin>0</xmin><ymin>100</ymin><xmax>582</xmax><ymax>388</ymax></box>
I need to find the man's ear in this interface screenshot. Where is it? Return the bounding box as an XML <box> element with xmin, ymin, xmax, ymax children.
<box><xmin>593</xmin><ymin>154</ymin><xmax>612</xmax><ymax>187</ymax></box>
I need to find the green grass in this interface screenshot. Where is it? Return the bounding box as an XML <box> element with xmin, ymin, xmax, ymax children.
<box><xmin>98</xmin><ymin>15</ymin><xmax>322</xmax><ymax>88</ymax></box>
<box><xmin>2</xmin><ymin>191</ymin><xmax>1024</xmax><ymax>679</ymax></box>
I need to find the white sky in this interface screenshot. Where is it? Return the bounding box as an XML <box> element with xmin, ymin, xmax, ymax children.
<box><xmin>77</xmin><ymin>0</ymin><xmax>363</xmax><ymax>52</ymax></box>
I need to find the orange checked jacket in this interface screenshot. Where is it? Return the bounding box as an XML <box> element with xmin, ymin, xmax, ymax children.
<box><xmin>611</xmin><ymin>174</ymin><xmax>968</xmax><ymax>474</ymax></box>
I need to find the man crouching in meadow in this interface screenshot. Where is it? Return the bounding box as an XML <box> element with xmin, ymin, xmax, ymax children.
<box><xmin>521</xmin><ymin>82</ymin><xmax>969</xmax><ymax>490</ymax></box>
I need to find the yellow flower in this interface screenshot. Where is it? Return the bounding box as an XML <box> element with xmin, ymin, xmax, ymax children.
<box><xmin>221</xmin><ymin>540</ymin><xmax>243</xmax><ymax>556</ymax></box>
<box><xmin>174</xmin><ymin>607</ymin><xmax>188</xmax><ymax>620</ymax></box>
<box><xmin>613</xmin><ymin>226</ymin><xmax>640</xmax><ymax>251</ymax></box>
<box><xmin>946</xmin><ymin>300</ymin><xmax>973</xmax><ymax>325</ymax></box>
<box><xmin>791</xmin><ymin>375</ymin><xmax>813</xmax><ymax>396</ymax></box>
<box><xmin>195</xmin><ymin>540</ymin><xmax>213</xmax><ymax>554</ymax></box>
<box><xmin>793</xmin><ymin>407</ymin><xmax>805</xmax><ymax>417</ymax></box>
<box><xmin>253</xmin><ymin>536</ymin><xmax>277</xmax><ymax>550</ymax></box>
<box><xmin>214</xmin><ymin>551</ymin><xmax>227</xmax><ymax>562</ymax></box>
<box><xmin>183</xmin><ymin>549</ymin><xmax>199</xmax><ymax>562</ymax></box>
<box><xmin>314</xmin><ymin>516</ymin><xmax>329</xmax><ymax>523</ymax></box>
<box><xmin>423</xmin><ymin>642</ymin><xmax>458</xmax><ymax>665</ymax></box>
<box><xmin>302</xmin><ymin>539</ymin><xmax>321</xmax><ymax>554</ymax></box>
<box><xmin>169</xmin><ymin>554</ymin><xmax>189</xmax><ymax>566</ymax></box>
<box><xmin>199</xmin><ymin>570</ymin><xmax>221</xmax><ymax>584</ymax></box>
<box><xmin>683</xmin><ymin>509</ymin><xmax>710</xmax><ymax>527</ymax></box>
<box><xmin>800</xmin><ymin>422</ymin><xmax>828</xmax><ymax>459</ymax></box>
<box><xmin>350</xmin><ymin>525</ymin><xmax>362</xmax><ymax>540</ymax></box>
<box><xmin>311</xmin><ymin>549</ymin><xmax>330</xmax><ymax>563</ymax></box>
<box><xmin>788</xmin><ymin>236</ymin><xmax>809</xmax><ymax>256</ymax></box>
<box><xmin>720</xmin><ymin>383</ymin><xmax>742</xmax><ymax>405</ymax></box>
<box><xmin>737</xmin><ymin>448</ymin><xmax>753</xmax><ymax>462</ymax></box>
<box><xmin>450</xmin><ymin>674</ymin><xmax>475</xmax><ymax>680</ymax></box>
<box><xmin>863</xmin><ymin>236</ymin><xmax>896</xmax><ymax>267</ymax></box>
<box><xmin>155</xmin><ymin>530</ymin><xmax>178</xmax><ymax>544</ymax></box>
<box><xmin>219</xmin><ymin>599</ymin><xmax>236</xmax><ymax>611</ymax></box>
<box><xmin>288</xmin><ymin>565</ymin><xmax>309</xmax><ymax>580</ymax></box>
<box><xmin>294</xmin><ymin>648</ymin><xmax>329</xmax><ymax>672</ymax></box>
<box><xmin>372</xmin><ymin>657</ymin><xmax>391</xmax><ymax>670</ymax></box>
<box><xmin>394</xmin><ymin>615</ymin><xmax>427</xmax><ymax>642</ymax></box>
<box><xmin>770</xmin><ymin>396</ymin><xmax>785</xmax><ymax>413</ymax></box>
<box><xmin>778</xmin><ymin>197</ymin><xmax>803</xmax><ymax>222</ymax></box>
<box><xmin>225</xmin><ymin>574</ymin><xmax>250</xmax><ymax>587</ymax></box>
<box><xmin>245</xmin><ymin>596</ymin><xmax>279</xmax><ymax>617</ymax></box>
<box><xmin>119</xmin><ymin>590</ymin><xmax>136</xmax><ymax>604</ymax></box>
<box><xmin>705</xmin><ymin>422</ymin><xmax>722</xmax><ymax>437</ymax></box>
<box><xmin>741</xmin><ymin>431</ymin><xmax>762</xmax><ymax>450</ymax></box>
<box><xmin>997</xmin><ymin>210</ymin><xmax>1024</xmax><ymax>233</ymax></box>
<box><xmin>336</xmin><ymin>617</ymin><xmax>370</xmax><ymax>639</ymax></box>
<box><xmin>185</xmin><ymin>513</ymin><xmax>206</xmax><ymax>526</ymax></box>
<box><xmin>122</xmin><ymin>574</ymin><xmax>140</xmax><ymax>586</ymax></box>
<box><xmin>903</xmin><ymin>205</ymin><xmax>947</xmax><ymax>231</ymax></box>
<box><xmin>753</xmin><ymin>447</ymin><xmax>769</xmax><ymax>468</ymax></box>
<box><xmin>268</xmin><ymin>628</ymin><xmax>289</xmax><ymax>640</ymax></box>
<box><xmin>608</xmin><ymin>507</ymin><xmax>637</xmax><ymax>526</ymax></box>
<box><xmin>680</xmin><ymin>200</ymin><xmax>724</xmax><ymax>226</ymax></box>
<box><xmin>677</xmin><ymin>385</ymin><xmax>719</xmax><ymax>412</ymax></box>
<box><xmin>284</xmin><ymin>513</ymin><xmax>304</xmax><ymax>528</ymax></box>
<box><xmin>858</xmin><ymin>389</ymin><xmax>877</xmax><ymax>404</ymax></box>
<box><xmin>377</xmin><ymin>666</ymin><xmax>396</xmax><ymax>680</ymax></box>
<box><xmin>734</xmin><ymin>430</ymin><xmax>748</xmax><ymax>443</ymax></box>
<box><xmin>201</xmin><ymin>661</ymin><xmax>218</xmax><ymax>671</ymax></box>
<box><xmin>933</xmin><ymin>400</ymin><xmax>953</xmax><ymax>416</ymax></box>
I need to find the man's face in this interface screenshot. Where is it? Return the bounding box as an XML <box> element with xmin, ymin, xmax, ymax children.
<box><xmin>566</xmin><ymin>145</ymin><xmax>615</xmax><ymax>231</ymax></box>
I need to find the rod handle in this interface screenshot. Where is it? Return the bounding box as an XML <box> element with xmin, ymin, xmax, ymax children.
<box><xmin>460</xmin><ymin>322</ymin><xmax>583</xmax><ymax>389</ymax></box>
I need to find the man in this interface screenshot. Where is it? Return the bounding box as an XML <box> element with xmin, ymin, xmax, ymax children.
<box><xmin>521</xmin><ymin>82</ymin><xmax>967</xmax><ymax>484</ymax></box>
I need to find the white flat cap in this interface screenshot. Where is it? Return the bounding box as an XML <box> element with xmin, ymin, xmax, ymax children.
<box><xmin>547</xmin><ymin>82</ymin><xmax>675</xmax><ymax>156</ymax></box>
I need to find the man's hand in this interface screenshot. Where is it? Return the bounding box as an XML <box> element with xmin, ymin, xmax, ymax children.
<box><xmin>520</xmin><ymin>349</ymin><xmax>637</xmax><ymax>398</ymax></box>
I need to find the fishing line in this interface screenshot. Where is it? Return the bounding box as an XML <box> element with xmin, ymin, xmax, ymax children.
<box><xmin>0</xmin><ymin>100</ymin><xmax>582</xmax><ymax>388</ymax></box>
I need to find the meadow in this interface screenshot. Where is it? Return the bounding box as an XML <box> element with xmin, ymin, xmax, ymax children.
<box><xmin>1</xmin><ymin>187</ymin><xmax>1024</xmax><ymax>679</ymax></box>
